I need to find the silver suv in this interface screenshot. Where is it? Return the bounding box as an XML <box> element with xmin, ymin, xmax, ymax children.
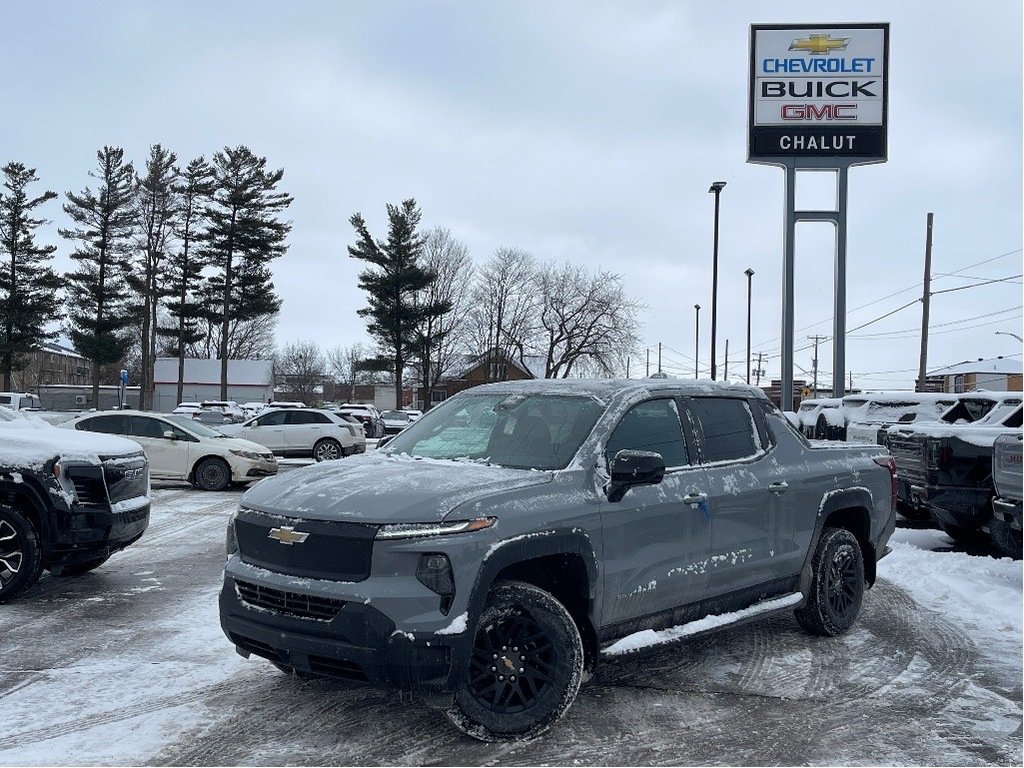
<box><xmin>220</xmin><ymin>379</ymin><xmax>895</xmax><ymax>740</ymax></box>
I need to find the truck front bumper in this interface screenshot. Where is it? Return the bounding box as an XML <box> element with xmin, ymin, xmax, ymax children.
<box><xmin>993</xmin><ymin>497</ymin><xmax>1023</xmax><ymax>531</ymax></box>
<box><xmin>219</xmin><ymin>575</ymin><xmax>466</xmax><ymax>693</ymax></box>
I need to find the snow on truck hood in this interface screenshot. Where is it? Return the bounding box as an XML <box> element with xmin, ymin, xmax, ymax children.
<box><xmin>0</xmin><ymin>420</ymin><xmax>143</xmax><ymax>468</ymax></box>
<box><xmin>240</xmin><ymin>452</ymin><xmax>553</xmax><ymax>523</ymax></box>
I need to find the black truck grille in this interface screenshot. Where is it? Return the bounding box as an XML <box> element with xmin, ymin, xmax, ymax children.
<box><xmin>235</xmin><ymin>508</ymin><xmax>376</xmax><ymax>582</ymax></box>
<box><xmin>235</xmin><ymin>579</ymin><xmax>347</xmax><ymax>621</ymax></box>
<box><xmin>103</xmin><ymin>455</ymin><xmax>149</xmax><ymax>504</ymax></box>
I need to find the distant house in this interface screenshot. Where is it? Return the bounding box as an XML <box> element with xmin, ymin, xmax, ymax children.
<box><xmin>13</xmin><ymin>341</ymin><xmax>92</xmax><ymax>390</ymax></box>
<box><xmin>926</xmin><ymin>356</ymin><xmax>1022</xmax><ymax>393</ymax></box>
<box><xmin>153</xmin><ymin>358</ymin><xmax>274</xmax><ymax>412</ymax></box>
<box><xmin>420</xmin><ymin>351</ymin><xmax>545</xmax><ymax>408</ymax></box>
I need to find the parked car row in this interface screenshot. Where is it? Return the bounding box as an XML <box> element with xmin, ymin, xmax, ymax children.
<box><xmin>219</xmin><ymin>408</ymin><xmax>366</xmax><ymax>461</ymax></box>
<box><xmin>61</xmin><ymin>411</ymin><xmax>278</xmax><ymax>491</ymax></box>
<box><xmin>887</xmin><ymin>396</ymin><xmax>1022</xmax><ymax>558</ymax></box>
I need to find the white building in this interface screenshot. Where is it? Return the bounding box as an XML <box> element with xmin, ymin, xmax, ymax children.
<box><xmin>153</xmin><ymin>358</ymin><xmax>274</xmax><ymax>412</ymax></box>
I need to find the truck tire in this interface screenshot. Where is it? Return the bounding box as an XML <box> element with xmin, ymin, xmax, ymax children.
<box><xmin>795</xmin><ymin>527</ymin><xmax>865</xmax><ymax>637</ymax></box>
<box><xmin>0</xmin><ymin>504</ymin><xmax>44</xmax><ymax>603</ymax></box>
<box><xmin>194</xmin><ymin>457</ymin><xmax>231</xmax><ymax>491</ymax></box>
<box><xmin>989</xmin><ymin>516</ymin><xmax>1022</xmax><ymax>560</ymax></box>
<box><xmin>50</xmin><ymin>555</ymin><xmax>110</xmax><ymax>578</ymax></box>
<box><xmin>447</xmin><ymin>581</ymin><xmax>584</xmax><ymax>741</ymax></box>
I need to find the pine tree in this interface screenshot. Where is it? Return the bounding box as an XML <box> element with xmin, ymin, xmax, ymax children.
<box><xmin>60</xmin><ymin>146</ymin><xmax>137</xmax><ymax>405</ymax></box>
<box><xmin>130</xmin><ymin>144</ymin><xmax>179</xmax><ymax>409</ymax></box>
<box><xmin>160</xmin><ymin>156</ymin><xmax>214</xmax><ymax>404</ymax></box>
<box><xmin>348</xmin><ymin>199</ymin><xmax>451</xmax><ymax>409</ymax></box>
<box><xmin>0</xmin><ymin>163</ymin><xmax>62</xmax><ymax>390</ymax></box>
<box><xmin>203</xmin><ymin>146</ymin><xmax>291</xmax><ymax>398</ymax></box>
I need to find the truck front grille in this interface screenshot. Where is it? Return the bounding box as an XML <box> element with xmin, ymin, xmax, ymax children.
<box><xmin>235</xmin><ymin>578</ymin><xmax>348</xmax><ymax>621</ymax></box>
<box><xmin>234</xmin><ymin>508</ymin><xmax>376</xmax><ymax>582</ymax></box>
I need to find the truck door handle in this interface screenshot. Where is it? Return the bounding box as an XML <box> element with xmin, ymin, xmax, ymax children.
<box><xmin>768</xmin><ymin>481</ymin><xmax>789</xmax><ymax>494</ymax></box>
<box><xmin>683</xmin><ymin>493</ymin><xmax>707</xmax><ymax>506</ymax></box>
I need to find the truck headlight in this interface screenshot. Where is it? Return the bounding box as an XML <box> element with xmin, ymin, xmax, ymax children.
<box><xmin>375</xmin><ymin>517</ymin><xmax>496</xmax><ymax>540</ymax></box>
<box><xmin>226</xmin><ymin>518</ymin><xmax>238</xmax><ymax>557</ymax></box>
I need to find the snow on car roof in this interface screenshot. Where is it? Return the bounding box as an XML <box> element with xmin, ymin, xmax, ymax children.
<box><xmin>456</xmin><ymin>377</ymin><xmax>768</xmax><ymax>404</ymax></box>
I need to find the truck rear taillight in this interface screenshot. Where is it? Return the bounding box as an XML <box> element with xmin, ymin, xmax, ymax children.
<box><xmin>873</xmin><ymin>456</ymin><xmax>897</xmax><ymax>511</ymax></box>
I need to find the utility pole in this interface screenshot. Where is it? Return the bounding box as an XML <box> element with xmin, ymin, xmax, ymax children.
<box><xmin>808</xmin><ymin>335</ymin><xmax>825</xmax><ymax>397</ymax></box>
<box><xmin>646</xmin><ymin>348</ymin><xmax>650</xmax><ymax>377</ymax></box>
<box><xmin>917</xmin><ymin>212</ymin><xmax>934</xmax><ymax>392</ymax></box>
<box><xmin>724</xmin><ymin>339</ymin><xmax>729</xmax><ymax>380</ymax></box>
<box><xmin>626</xmin><ymin>357</ymin><xmax>630</xmax><ymax>379</ymax></box>
<box><xmin>754</xmin><ymin>352</ymin><xmax>764</xmax><ymax>386</ymax></box>
<box><xmin>658</xmin><ymin>342</ymin><xmax>662</xmax><ymax>373</ymax></box>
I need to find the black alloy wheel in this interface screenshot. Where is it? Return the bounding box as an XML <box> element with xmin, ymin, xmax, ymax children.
<box><xmin>448</xmin><ymin>581</ymin><xmax>584</xmax><ymax>741</ymax></box>
<box><xmin>795</xmin><ymin>527</ymin><xmax>865</xmax><ymax>637</ymax></box>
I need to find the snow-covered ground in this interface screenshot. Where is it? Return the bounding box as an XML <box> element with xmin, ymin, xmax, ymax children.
<box><xmin>0</xmin><ymin>487</ymin><xmax>1020</xmax><ymax>766</ymax></box>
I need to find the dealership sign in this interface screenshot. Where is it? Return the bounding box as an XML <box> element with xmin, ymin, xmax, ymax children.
<box><xmin>748</xmin><ymin>23</ymin><xmax>889</xmax><ymax>163</ymax></box>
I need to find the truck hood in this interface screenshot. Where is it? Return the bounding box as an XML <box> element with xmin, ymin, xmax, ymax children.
<box><xmin>0</xmin><ymin>423</ymin><xmax>143</xmax><ymax>468</ymax></box>
<box><xmin>240</xmin><ymin>452</ymin><xmax>553</xmax><ymax>523</ymax></box>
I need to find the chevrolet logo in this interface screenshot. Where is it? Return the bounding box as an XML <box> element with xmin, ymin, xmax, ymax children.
<box><xmin>790</xmin><ymin>33</ymin><xmax>850</xmax><ymax>55</ymax></box>
<box><xmin>268</xmin><ymin>526</ymin><xmax>310</xmax><ymax>545</ymax></box>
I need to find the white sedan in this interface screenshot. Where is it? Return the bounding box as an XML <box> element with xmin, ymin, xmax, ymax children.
<box><xmin>60</xmin><ymin>411</ymin><xmax>278</xmax><ymax>491</ymax></box>
<box><xmin>218</xmin><ymin>408</ymin><xmax>364</xmax><ymax>461</ymax></box>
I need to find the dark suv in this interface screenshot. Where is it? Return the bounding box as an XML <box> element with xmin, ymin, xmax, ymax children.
<box><xmin>220</xmin><ymin>379</ymin><xmax>895</xmax><ymax>740</ymax></box>
<box><xmin>0</xmin><ymin>408</ymin><xmax>150</xmax><ymax>601</ymax></box>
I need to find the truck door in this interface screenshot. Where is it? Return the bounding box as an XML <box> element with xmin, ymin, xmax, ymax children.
<box><xmin>599</xmin><ymin>397</ymin><xmax>711</xmax><ymax>626</ymax></box>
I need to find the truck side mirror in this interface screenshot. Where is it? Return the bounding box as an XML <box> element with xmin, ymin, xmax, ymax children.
<box><xmin>606</xmin><ymin>449</ymin><xmax>665</xmax><ymax>503</ymax></box>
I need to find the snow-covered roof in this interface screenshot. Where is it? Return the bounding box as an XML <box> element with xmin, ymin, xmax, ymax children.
<box><xmin>450</xmin><ymin>377</ymin><xmax>768</xmax><ymax>403</ymax></box>
<box><xmin>930</xmin><ymin>356</ymin><xmax>1022</xmax><ymax>376</ymax></box>
<box><xmin>154</xmin><ymin>358</ymin><xmax>273</xmax><ymax>386</ymax></box>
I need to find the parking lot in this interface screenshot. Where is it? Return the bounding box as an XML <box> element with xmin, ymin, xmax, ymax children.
<box><xmin>0</xmin><ymin>478</ymin><xmax>1020</xmax><ymax>766</ymax></box>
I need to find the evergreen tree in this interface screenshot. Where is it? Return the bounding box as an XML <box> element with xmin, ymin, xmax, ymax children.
<box><xmin>203</xmin><ymin>146</ymin><xmax>291</xmax><ymax>398</ymax></box>
<box><xmin>60</xmin><ymin>146</ymin><xmax>137</xmax><ymax>405</ymax></box>
<box><xmin>348</xmin><ymin>199</ymin><xmax>451</xmax><ymax>409</ymax></box>
<box><xmin>130</xmin><ymin>144</ymin><xmax>179</xmax><ymax>409</ymax></box>
<box><xmin>0</xmin><ymin>163</ymin><xmax>61</xmax><ymax>390</ymax></box>
<box><xmin>160</xmin><ymin>155</ymin><xmax>213</xmax><ymax>404</ymax></box>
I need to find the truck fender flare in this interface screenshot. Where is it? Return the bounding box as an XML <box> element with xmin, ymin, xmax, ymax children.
<box><xmin>0</xmin><ymin>476</ymin><xmax>58</xmax><ymax>547</ymax></box>
<box><xmin>451</xmin><ymin>530</ymin><xmax>599</xmax><ymax>686</ymax></box>
<box><xmin>798</xmin><ymin>487</ymin><xmax>876</xmax><ymax>595</ymax></box>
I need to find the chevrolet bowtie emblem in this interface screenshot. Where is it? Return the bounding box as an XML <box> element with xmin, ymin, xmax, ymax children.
<box><xmin>268</xmin><ymin>526</ymin><xmax>310</xmax><ymax>545</ymax></box>
<box><xmin>790</xmin><ymin>33</ymin><xmax>850</xmax><ymax>55</ymax></box>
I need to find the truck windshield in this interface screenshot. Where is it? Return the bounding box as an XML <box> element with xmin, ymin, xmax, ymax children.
<box><xmin>381</xmin><ymin>392</ymin><xmax>604</xmax><ymax>470</ymax></box>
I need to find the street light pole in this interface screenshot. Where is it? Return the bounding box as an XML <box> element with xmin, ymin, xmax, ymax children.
<box><xmin>708</xmin><ymin>181</ymin><xmax>726</xmax><ymax>380</ymax></box>
<box><xmin>995</xmin><ymin>331</ymin><xmax>1024</xmax><ymax>343</ymax></box>
<box><xmin>694</xmin><ymin>304</ymin><xmax>701</xmax><ymax>379</ymax></box>
<box><xmin>744</xmin><ymin>268</ymin><xmax>755</xmax><ymax>384</ymax></box>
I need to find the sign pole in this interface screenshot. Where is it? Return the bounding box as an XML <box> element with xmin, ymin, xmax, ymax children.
<box><xmin>832</xmin><ymin>165</ymin><xmax>849</xmax><ymax>398</ymax></box>
<box><xmin>781</xmin><ymin>162</ymin><xmax>797</xmax><ymax>411</ymax></box>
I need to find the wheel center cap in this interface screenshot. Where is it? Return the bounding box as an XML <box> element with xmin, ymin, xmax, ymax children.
<box><xmin>501</xmin><ymin>656</ymin><xmax>515</xmax><ymax>671</ymax></box>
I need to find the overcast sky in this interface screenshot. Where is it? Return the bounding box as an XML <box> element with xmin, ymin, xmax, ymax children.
<box><xmin>3</xmin><ymin>0</ymin><xmax>1021</xmax><ymax>390</ymax></box>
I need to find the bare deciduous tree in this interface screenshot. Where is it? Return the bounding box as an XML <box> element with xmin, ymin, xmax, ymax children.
<box><xmin>412</xmin><ymin>227</ymin><xmax>473</xmax><ymax>407</ymax></box>
<box><xmin>468</xmin><ymin>248</ymin><xmax>536</xmax><ymax>381</ymax></box>
<box><xmin>326</xmin><ymin>343</ymin><xmax>370</xmax><ymax>402</ymax></box>
<box><xmin>275</xmin><ymin>340</ymin><xmax>326</xmax><ymax>406</ymax></box>
<box><xmin>535</xmin><ymin>262</ymin><xmax>642</xmax><ymax>378</ymax></box>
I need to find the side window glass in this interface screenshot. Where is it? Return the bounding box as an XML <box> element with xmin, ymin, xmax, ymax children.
<box><xmin>312</xmin><ymin>412</ymin><xmax>332</xmax><ymax>424</ymax></box>
<box><xmin>286</xmin><ymin>411</ymin><xmax>317</xmax><ymax>425</ymax></box>
<box><xmin>605</xmin><ymin>398</ymin><xmax>688</xmax><ymax>468</ymax></box>
<box><xmin>80</xmin><ymin>414</ymin><xmax>126</xmax><ymax>434</ymax></box>
<box><xmin>690</xmin><ymin>398</ymin><xmax>761</xmax><ymax>463</ymax></box>
<box><xmin>256</xmin><ymin>411</ymin><xmax>287</xmax><ymax>427</ymax></box>
<box><xmin>129</xmin><ymin>417</ymin><xmax>165</xmax><ymax>439</ymax></box>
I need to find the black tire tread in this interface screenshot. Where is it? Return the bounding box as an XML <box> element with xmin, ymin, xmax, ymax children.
<box><xmin>795</xmin><ymin>527</ymin><xmax>865</xmax><ymax>637</ymax></box>
<box><xmin>0</xmin><ymin>504</ymin><xmax>44</xmax><ymax>603</ymax></box>
<box><xmin>194</xmin><ymin>457</ymin><xmax>231</xmax><ymax>491</ymax></box>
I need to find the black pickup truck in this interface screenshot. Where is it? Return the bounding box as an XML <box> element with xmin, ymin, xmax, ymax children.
<box><xmin>888</xmin><ymin>397</ymin><xmax>1022</xmax><ymax>552</ymax></box>
<box><xmin>0</xmin><ymin>408</ymin><xmax>151</xmax><ymax>601</ymax></box>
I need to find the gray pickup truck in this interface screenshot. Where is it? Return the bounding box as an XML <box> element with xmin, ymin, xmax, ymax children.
<box><xmin>220</xmin><ymin>379</ymin><xmax>895</xmax><ymax>740</ymax></box>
